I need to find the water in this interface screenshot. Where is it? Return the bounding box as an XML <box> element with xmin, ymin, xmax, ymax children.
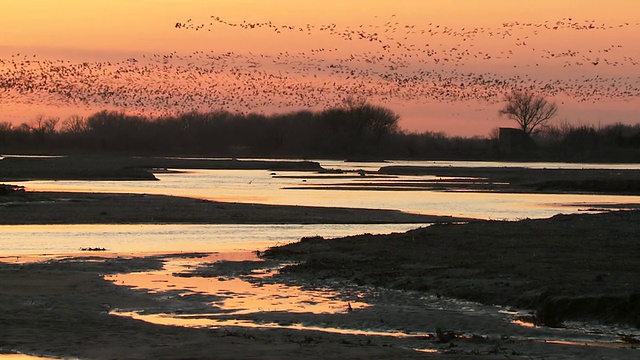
<box><xmin>0</xmin><ymin>223</ymin><xmax>424</xmax><ymax>256</ymax></box>
<box><xmin>104</xmin><ymin>253</ymin><xmax>640</xmax><ymax>355</ymax></box>
<box><xmin>2</xmin><ymin>159</ymin><xmax>639</xmax><ymax>255</ymax></box>
<box><xmin>2</xmin><ymin>159</ymin><xmax>639</xmax><ymax>358</ymax></box>
<box><xmin>10</xmin><ymin>162</ymin><xmax>640</xmax><ymax>221</ymax></box>
<box><xmin>3</xmin><ymin>156</ymin><xmax>634</xmax><ymax>249</ymax></box>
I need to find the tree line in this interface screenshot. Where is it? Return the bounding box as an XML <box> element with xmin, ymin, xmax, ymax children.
<box><xmin>1</xmin><ymin>101</ymin><xmax>639</xmax><ymax>162</ymax></box>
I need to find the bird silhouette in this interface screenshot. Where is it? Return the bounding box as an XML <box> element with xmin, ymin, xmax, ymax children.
<box><xmin>0</xmin><ymin>15</ymin><xmax>638</xmax><ymax>124</ymax></box>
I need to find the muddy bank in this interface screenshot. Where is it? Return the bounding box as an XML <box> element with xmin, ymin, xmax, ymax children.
<box><xmin>0</xmin><ymin>156</ymin><xmax>156</xmax><ymax>181</ymax></box>
<box><xmin>0</xmin><ymin>255</ymin><xmax>435</xmax><ymax>359</ymax></box>
<box><xmin>0</xmin><ymin>190</ymin><xmax>455</xmax><ymax>225</ymax></box>
<box><xmin>2</xmin><ymin>253</ymin><xmax>639</xmax><ymax>359</ymax></box>
<box><xmin>263</xmin><ymin>210</ymin><xmax>640</xmax><ymax>328</ymax></box>
<box><xmin>378</xmin><ymin>165</ymin><xmax>640</xmax><ymax>194</ymax></box>
<box><xmin>0</xmin><ymin>155</ymin><xmax>322</xmax><ymax>181</ymax></box>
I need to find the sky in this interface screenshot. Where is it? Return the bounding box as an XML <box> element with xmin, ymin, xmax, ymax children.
<box><xmin>1</xmin><ymin>0</ymin><xmax>639</xmax><ymax>136</ymax></box>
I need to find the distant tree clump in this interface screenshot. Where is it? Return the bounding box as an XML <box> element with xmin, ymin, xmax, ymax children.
<box><xmin>499</xmin><ymin>90</ymin><xmax>558</xmax><ymax>135</ymax></box>
<box><xmin>2</xmin><ymin>100</ymin><xmax>639</xmax><ymax>162</ymax></box>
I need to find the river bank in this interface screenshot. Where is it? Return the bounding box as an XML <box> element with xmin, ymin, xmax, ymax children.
<box><xmin>0</xmin><ymin>155</ymin><xmax>323</xmax><ymax>181</ymax></box>
<box><xmin>263</xmin><ymin>210</ymin><xmax>640</xmax><ymax>329</ymax></box>
<box><xmin>0</xmin><ymin>189</ymin><xmax>453</xmax><ymax>225</ymax></box>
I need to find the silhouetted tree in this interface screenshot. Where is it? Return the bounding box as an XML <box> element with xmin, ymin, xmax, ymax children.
<box><xmin>0</xmin><ymin>122</ymin><xmax>11</xmax><ymax>133</ymax></box>
<box><xmin>499</xmin><ymin>90</ymin><xmax>558</xmax><ymax>135</ymax></box>
<box><xmin>31</xmin><ymin>116</ymin><xmax>59</xmax><ymax>143</ymax></box>
<box><xmin>0</xmin><ymin>122</ymin><xmax>11</xmax><ymax>151</ymax></box>
<box><xmin>342</xmin><ymin>95</ymin><xmax>368</xmax><ymax>111</ymax></box>
<box><xmin>86</xmin><ymin>110</ymin><xmax>150</xmax><ymax>151</ymax></box>
<box><xmin>358</xmin><ymin>103</ymin><xmax>400</xmax><ymax>142</ymax></box>
<box><xmin>61</xmin><ymin>115</ymin><xmax>88</xmax><ymax>134</ymax></box>
<box><xmin>5</xmin><ymin>104</ymin><xmax>640</xmax><ymax>161</ymax></box>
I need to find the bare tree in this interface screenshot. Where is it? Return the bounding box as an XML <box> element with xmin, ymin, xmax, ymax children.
<box><xmin>342</xmin><ymin>95</ymin><xmax>368</xmax><ymax>111</ymax></box>
<box><xmin>61</xmin><ymin>115</ymin><xmax>88</xmax><ymax>134</ymax></box>
<box><xmin>0</xmin><ymin>122</ymin><xmax>11</xmax><ymax>147</ymax></box>
<box><xmin>32</xmin><ymin>115</ymin><xmax>60</xmax><ymax>135</ymax></box>
<box><xmin>30</xmin><ymin>115</ymin><xmax>60</xmax><ymax>142</ymax></box>
<box><xmin>499</xmin><ymin>90</ymin><xmax>558</xmax><ymax>135</ymax></box>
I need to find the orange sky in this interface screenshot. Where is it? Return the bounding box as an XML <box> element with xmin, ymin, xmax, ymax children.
<box><xmin>1</xmin><ymin>0</ymin><xmax>639</xmax><ymax>136</ymax></box>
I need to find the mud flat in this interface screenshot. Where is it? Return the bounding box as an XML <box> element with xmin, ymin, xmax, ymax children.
<box><xmin>1</xmin><ymin>238</ymin><xmax>639</xmax><ymax>359</ymax></box>
<box><xmin>0</xmin><ymin>254</ymin><xmax>432</xmax><ymax>359</ymax></box>
<box><xmin>378</xmin><ymin>165</ymin><xmax>640</xmax><ymax>194</ymax></box>
<box><xmin>0</xmin><ymin>189</ymin><xmax>456</xmax><ymax>225</ymax></box>
<box><xmin>264</xmin><ymin>210</ymin><xmax>640</xmax><ymax>329</ymax></box>
<box><xmin>1</xmin><ymin>210</ymin><xmax>640</xmax><ymax>358</ymax></box>
<box><xmin>0</xmin><ymin>155</ymin><xmax>323</xmax><ymax>181</ymax></box>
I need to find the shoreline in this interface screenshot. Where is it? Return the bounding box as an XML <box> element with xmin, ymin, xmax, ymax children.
<box><xmin>2</xmin><ymin>234</ymin><xmax>639</xmax><ymax>359</ymax></box>
<box><xmin>2</xmin><ymin>155</ymin><xmax>640</xmax><ymax>196</ymax></box>
<box><xmin>263</xmin><ymin>210</ymin><xmax>640</xmax><ymax>329</ymax></box>
<box><xmin>0</xmin><ymin>190</ymin><xmax>460</xmax><ymax>225</ymax></box>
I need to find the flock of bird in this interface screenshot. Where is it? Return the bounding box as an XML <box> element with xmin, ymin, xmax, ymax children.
<box><xmin>1</xmin><ymin>14</ymin><xmax>638</xmax><ymax>122</ymax></box>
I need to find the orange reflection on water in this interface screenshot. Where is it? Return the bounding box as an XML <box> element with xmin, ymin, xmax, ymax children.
<box><xmin>111</xmin><ymin>310</ymin><xmax>429</xmax><ymax>340</ymax></box>
<box><xmin>414</xmin><ymin>348</ymin><xmax>439</xmax><ymax>353</ymax></box>
<box><xmin>511</xmin><ymin>319</ymin><xmax>539</xmax><ymax>328</ymax></box>
<box><xmin>105</xmin><ymin>253</ymin><xmax>369</xmax><ymax>316</ymax></box>
<box><xmin>0</xmin><ymin>356</ymin><xmax>61</xmax><ymax>360</ymax></box>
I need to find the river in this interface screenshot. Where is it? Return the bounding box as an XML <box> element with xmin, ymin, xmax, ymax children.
<box><xmin>2</xmin><ymin>159</ymin><xmax>640</xmax><ymax>254</ymax></box>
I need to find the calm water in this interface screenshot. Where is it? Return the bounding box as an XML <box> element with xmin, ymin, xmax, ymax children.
<box><xmin>0</xmin><ymin>223</ymin><xmax>424</xmax><ymax>256</ymax></box>
<box><xmin>2</xmin><ymin>159</ymin><xmax>640</xmax><ymax>255</ymax></box>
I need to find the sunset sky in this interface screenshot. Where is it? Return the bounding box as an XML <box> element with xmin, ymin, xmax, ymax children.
<box><xmin>1</xmin><ymin>1</ymin><xmax>639</xmax><ymax>136</ymax></box>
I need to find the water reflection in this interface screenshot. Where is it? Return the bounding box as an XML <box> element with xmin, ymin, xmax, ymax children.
<box><xmin>106</xmin><ymin>253</ymin><xmax>423</xmax><ymax>340</ymax></box>
<box><xmin>103</xmin><ymin>253</ymin><xmax>640</xmax><ymax>353</ymax></box>
<box><xmin>0</xmin><ymin>223</ymin><xmax>425</xmax><ymax>255</ymax></box>
<box><xmin>13</xmin><ymin>167</ymin><xmax>640</xmax><ymax>220</ymax></box>
<box><xmin>106</xmin><ymin>253</ymin><xmax>442</xmax><ymax>353</ymax></box>
<box><xmin>111</xmin><ymin>311</ymin><xmax>430</xmax><ymax>339</ymax></box>
<box><xmin>105</xmin><ymin>253</ymin><xmax>369</xmax><ymax>316</ymax></box>
<box><xmin>0</xmin><ymin>354</ymin><xmax>74</xmax><ymax>360</ymax></box>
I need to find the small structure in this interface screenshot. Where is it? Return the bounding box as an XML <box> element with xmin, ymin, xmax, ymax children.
<box><xmin>499</xmin><ymin>128</ymin><xmax>535</xmax><ymax>154</ymax></box>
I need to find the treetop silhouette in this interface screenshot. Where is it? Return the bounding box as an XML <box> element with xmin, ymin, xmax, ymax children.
<box><xmin>499</xmin><ymin>90</ymin><xmax>558</xmax><ymax>135</ymax></box>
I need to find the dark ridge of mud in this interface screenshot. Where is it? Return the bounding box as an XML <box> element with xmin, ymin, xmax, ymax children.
<box><xmin>532</xmin><ymin>179</ymin><xmax>640</xmax><ymax>194</ymax></box>
<box><xmin>536</xmin><ymin>293</ymin><xmax>640</xmax><ymax>328</ymax></box>
<box><xmin>0</xmin><ymin>156</ymin><xmax>158</xmax><ymax>181</ymax></box>
<box><xmin>0</xmin><ymin>190</ymin><xmax>454</xmax><ymax>225</ymax></box>
<box><xmin>0</xmin><ymin>184</ymin><xmax>25</xmax><ymax>195</ymax></box>
<box><xmin>378</xmin><ymin>166</ymin><xmax>640</xmax><ymax>194</ymax></box>
<box><xmin>174</xmin><ymin>259</ymin><xmax>282</xmax><ymax>278</ymax></box>
<box><xmin>263</xmin><ymin>210</ymin><xmax>640</xmax><ymax>328</ymax></box>
<box><xmin>0</xmin><ymin>155</ymin><xmax>323</xmax><ymax>181</ymax></box>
